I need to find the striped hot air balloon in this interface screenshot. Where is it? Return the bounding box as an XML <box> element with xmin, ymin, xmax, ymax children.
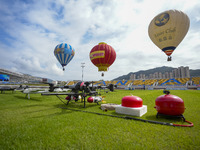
<box><xmin>89</xmin><ymin>42</ymin><xmax>116</xmax><ymax>76</ymax></box>
<box><xmin>148</xmin><ymin>10</ymin><xmax>190</xmax><ymax>61</ymax></box>
<box><xmin>54</xmin><ymin>43</ymin><xmax>75</xmax><ymax>71</ymax></box>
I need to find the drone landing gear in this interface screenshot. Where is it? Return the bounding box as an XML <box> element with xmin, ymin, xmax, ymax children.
<box><xmin>56</xmin><ymin>94</ymin><xmax>87</xmax><ymax>108</ymax></box>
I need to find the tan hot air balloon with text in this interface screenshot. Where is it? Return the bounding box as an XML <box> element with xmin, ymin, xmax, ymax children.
<box><xmin>148</xmin><ymin>10</ymin><xmax>190</xmax><ymax>61</ymax></box>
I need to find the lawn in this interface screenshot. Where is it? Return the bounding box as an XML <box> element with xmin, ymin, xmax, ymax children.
<box><xmin>0</xmin><ymin>89</ymin><xmax>200</xmax><ymax>150</ymax></box>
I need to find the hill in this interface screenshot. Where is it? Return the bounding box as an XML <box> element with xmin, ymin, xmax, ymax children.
<box><xmin>190</xmin><ymin>69</ymin><xmax>200</xmax><ymax>77</ymax></box>
<box><xmin>113</xmin><ymin>66</ymin><xmax>200</xmax><ymax>80</ymax></box>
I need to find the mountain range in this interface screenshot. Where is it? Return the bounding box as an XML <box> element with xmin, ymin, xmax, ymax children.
<box><xmin>113</xmin><ymin>66</ymin><xmax>200</xmax><ymax>80</ymax></box>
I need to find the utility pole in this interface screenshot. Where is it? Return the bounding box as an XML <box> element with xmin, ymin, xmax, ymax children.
<box><xmin>81</xmin><ymin>63</ymin><xmax>85</xmax><ymax>81</ymax></box>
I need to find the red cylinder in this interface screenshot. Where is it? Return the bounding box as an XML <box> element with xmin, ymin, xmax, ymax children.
<box><xmin>121</xmin><ymin>96</ymin><xmax>143</xmax><ymax>108</ymax></box>
<box><xmin>87</xmin><ymin>97</ymin><xmax>94</xmax><ymax>103</ymax></box>
<box><xmin>65</xmin><ymin>96</ymin><xmax>71</xmax><ymax>100</ymax></box>
<box><xmin>155</xmin><ymin>94</ymin><xmax>185</xmax><ymax>116</ymax></box>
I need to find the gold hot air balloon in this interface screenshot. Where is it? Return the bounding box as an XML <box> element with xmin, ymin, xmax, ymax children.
<box><xmin>148</xmin><ymin>10</ymin><xmax>190</xmax><ymax>61</ymax></box>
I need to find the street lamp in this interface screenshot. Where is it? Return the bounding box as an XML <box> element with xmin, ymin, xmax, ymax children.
<box><xmin>81</xmin><ymin>63</ymin><xmax>85</xmax><ymax>81</ymax></box>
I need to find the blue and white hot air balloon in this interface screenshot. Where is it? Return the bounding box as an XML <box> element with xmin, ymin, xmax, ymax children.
<box><xmin>54</xmin><ymin>43</ymin><xmax>75</xmax><ymax>71</ymax></box>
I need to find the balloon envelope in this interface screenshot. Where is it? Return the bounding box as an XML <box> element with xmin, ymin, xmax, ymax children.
<box><xmin>89</xmin><ymin>42</ymin><xmax>116</xmax><ymax>75</ymax></box>
<box><xmin>148</xmin><ymin>10</ymin><xmax>190</xmax><ymax>61</ymax></box>
<box><xmin>54</xmin><ymin>43</ymin><xmax>75</xmax><ymax>70</ymax></box>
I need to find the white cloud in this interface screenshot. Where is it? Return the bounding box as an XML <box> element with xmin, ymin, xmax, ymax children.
<box><xmin>0</xmin><ymin>0</ymin><xmax>200</xmax><ymax>81</ymax></box>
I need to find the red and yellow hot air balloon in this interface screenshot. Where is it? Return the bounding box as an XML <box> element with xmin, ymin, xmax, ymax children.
<box><xmin>89</xmin><ymin>42</ymin><xmax>116</xmax><ymax>76</ymax></box>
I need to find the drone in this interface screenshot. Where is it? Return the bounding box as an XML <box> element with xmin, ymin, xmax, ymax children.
<box><xmin>42</xmin><ymin>81</ymin><xmax>104</xmax><ymax>107</ymax></box>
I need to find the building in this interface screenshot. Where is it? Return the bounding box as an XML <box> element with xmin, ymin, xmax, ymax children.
<box><xmin>129</xmin><ymin>66</ymin><xmax>190</xmax><ymax>80</ymax></box>
<box><xmin>180</xmin><ymin>66</ymin><xmax>185</xmax><ymax>78</ymax></box>
<box><xmin>185</xmin><ymin>66</ymin><xmax>190</xmax><ymax>78</ymax></box>
<box><xmin>154</xmin><ymin>72</ymin><xmax>159</xmax><ymax>79</ymax></box>
<box><xmin>165</xmin><ymin>72</ymin><xmax>169</xmax><ymax>79</ymax></box>
<box><xmin>130</xmin><ymin>74</ymin><xmax>136</xmax><ymax>80</ymax></box>
<box><xmin>172</xmin><ymin>66</ymin><xmax>190</xmax><ymax>78</ymax></box>
<box><xmin>158</xmin><ymin>72</ymin><xmax>162</xmax><ymax>79</ymax></box>
<box><xmin>0</xmin><ymin>68</ymin><xmax>23</xmax><ymax>82</ymax></box>
<box><xmin>169</xmin><ymin>72</ymin><xmax>173</xmax><ymax>79</ymax></box>
<box><xmin>0</xmin><ymin>68</ymin><xmax>44</xmax><ymax>83</ymax></box>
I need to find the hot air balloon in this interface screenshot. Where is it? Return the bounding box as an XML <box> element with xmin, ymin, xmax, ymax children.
<box><xmin>148</xmin><ymin>10</ymin><xmax>190</xmax><ymax>61</ymax></box>
<box><xmin>89</xmin><ymin>42</ymin><xmax>116</xmax><ymax>76</ymax></box>
<box><xmin>54</xmin><ymin>43</ymin><xmax>75</xmax><ymax>71</ymax></box>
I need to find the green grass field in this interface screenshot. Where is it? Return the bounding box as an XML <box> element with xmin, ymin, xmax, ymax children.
<box><xmin>0</xmin><ymin>90</ymin><xmax>200</xmax><ymax>150</ymax></box>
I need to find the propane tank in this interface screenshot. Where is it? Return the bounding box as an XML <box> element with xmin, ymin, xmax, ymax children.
<box><xmin>154</xmin><ymin>90</ymin><xmax>185</xmax><ymax>116</ymax></box>
<box><xmin>87</xmin><ymin>96</ymin><xmax>103</xmax><ymax>103</ymax></box>
<box><xmin>65</xmin><ymin>96</ymin><xmax>71</xmax><ymax>100</ymax></box>
<box><xmin>115</xmin><ymin>95</ymin><xmax>147</xmax><ymax>117</ymax></box>
<box><xmin>121</xmin><ymin>96</ymin><xmax>143</xmax><ymax>108</ymax></box>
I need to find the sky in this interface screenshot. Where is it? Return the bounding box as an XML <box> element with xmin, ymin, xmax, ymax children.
<box><xmin>0</xmin><ymin>0</ymin><xmax>200</xmax><ymax>81</ymax></box>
